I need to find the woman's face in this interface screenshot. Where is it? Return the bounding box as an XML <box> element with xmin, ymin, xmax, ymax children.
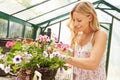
<box><xmin>72</xmin><ymin>12</ymin><xmax>91</xmax><ymax>32</ymax></box>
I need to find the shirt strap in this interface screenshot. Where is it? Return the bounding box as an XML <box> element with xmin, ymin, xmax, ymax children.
<box><xmin>90</xmin><ymin>32</ymin><xmax>94</xmax><ymax>42</ymax></box>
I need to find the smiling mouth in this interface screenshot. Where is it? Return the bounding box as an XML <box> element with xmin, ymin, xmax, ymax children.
<box><xmin>78</xmin><ymin>26</ymin><xmax>83</xmax><ymax>30</ymax></box>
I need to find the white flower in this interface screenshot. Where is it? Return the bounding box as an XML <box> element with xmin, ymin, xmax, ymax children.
<box><xmin>60</xmin><ymin>54</ymin><xmax>67</xmax><ymax>60</ymax></box>
<box><xmin>13</xmin><ymin>55</ymin><xmax>22</xmax><ymax>64</ymax></box>
<box><xmin>50</xmin><ymin>51</ymin><xmax>61</xmax><ymax>58</ymax></box>
<box><xmin>50</xmin><ymin>53</ymin><xmax>54</xmax><ymax>58</ymax></box>
<box><xmin>68</xmin><ymin>48</ymin><xmax>73</xmax><ymax>53</ymax></box>
<box><xmin>43</xmin><ymin>51</ymin><xmax>48</xmax><ymax>57</ymax></box>
<box><xmin>0</xmin><ymin>64</ymin><xmax>10</xmax><ymax>74</ymax></box>
<box><xmin>0</xmin><ymin>63</ymin><xmax>4</xmax><ymax>70</ymax></box>
<box><xmin>54</xmin><ymin>51</ymin><xmax>61</xmax><ymax>57</ymax></box>
<box><xmin>24</xmin><ymin>52</ymin><xmax>32</xmax><ymax>57</ymax></box>
<box><xmin>0</xmin><ymin>54</ymin><xmax>6</xmax><ymax>59</ymax></box>
<box><xmin>4</xmin><ymin>65</ymin><xmax>10</xmax><ymax>73</ymax></box>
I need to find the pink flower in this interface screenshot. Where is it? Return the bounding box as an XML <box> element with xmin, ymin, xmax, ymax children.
<box><xmin>61</xmin><ymin>44</ymin><xmax>70</xmax><ymax>51</ymax></box>
<box><xmin>25</xmin><ymin>70</ymin><xmax>31</xmax><ymax>74</ymax></box>
<box><xmin>25</xmin><ymin>76</ymin><xmax>30</xmax><ymax>80</ymax></box>
<box><xmin>55</xmin><ymin>43</ymin><xmax>63</xmax><ymax>48</ymax></box>
<box><xmin>55</xmin><ymin>43</ymin><xmax>71</xmax><ymax>52</ymax></box>
<box><xmin>36</xmin><ymin>35</ymin><xmax>50</xmax><ymax>42</ymax></box>
<box><xmin>52</xmin><ymin>33</ymin><xmax>58</xmax><ymax>41</ymax></box>
<box><xmin>6</xmin><ymin>41</ymin><xmax>16</xmax><ymax>48</ymax></box>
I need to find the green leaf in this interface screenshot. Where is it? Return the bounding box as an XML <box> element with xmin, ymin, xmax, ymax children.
<box><xmin>0</xmin><ymin>47</ymin><xmax>3</xmax><ymax>54</ymax></box>
<box><xmin>12</xmin><ymin>65</ymin><xmax>20</xmax><ymax>73</ymax></box>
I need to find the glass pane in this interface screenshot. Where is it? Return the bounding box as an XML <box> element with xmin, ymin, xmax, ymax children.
<box><xmin>24</xmin><ymin>25</ymin><xmax>33</xmax><ymax>38</ymax></box>
<box><xmin>60</xmin><ymin>19</ymin><xmax>71</xmax><ymax>44</ymax></box>
<box><xmin>9</xmin><ymin>21</ymin><xmax>23</xmax><ymax>38</ymax></box>
<box><xmin>29</xmin><ymin>2</ymin><xmax>76</xmax><ymax>24</ymax></box>
<box><xmin>29</xmin><ymin>0</ymin><xmax>77</xmax><ymax>21</ymax></box>
<box><xmin>47</xmin><ymin>23</ymin><xmax>60</xmax><ymax>41</ymax></box>
<box><xmin>105</xmin><ymin>0</ymin><xmax>120</xmax><ymax>9</ymax></box>
<box><xmin>98</xmin><ymin>3</ymin><xmax>111</xmax><ymax>9</ymax></box>
<box><xmin>96</xmin><ymin>9</ymin><xmax>112</xmax><ymax>23</ymax></box>
<box><xmin>100</xmin><ymin>23</ymin><xmax>109</xmax><ymax>37</ymax></box>
<box><xmin>100</xmin><ymin>23</ymin><xmax>110</xmax><ymax>31</ymax></box>
<box><xmin>0</xmin><ymin>18</ymin><xmax>8</xmax><ymax>38</ymax></box>
<box><xmin>49</xmin><ymin>15</ymin><xmax>69</xmax><ymax>26</ymax></box>
<box><xmin>0</xmin><ymin>0</ymin><xmax>26</xmax><ymax>14</ymax></box>
<box><xmin>36</xmin><ymin>28</ymin><xmax>41</xmax><ymax>39</ymax></box>
<box><xmin>105</xmin><ymin>10</ymin><xmax>120</xmax><ymax>19</ymax></box>
<box><xmin>107</xmin><ymin>19</ymin><xmax>120</xmax><ymax>80</ymax></box>
<box><xmin>13</xmin><ymin>10</ymin><xmax>36</xmax><ymax>21</ymax></box>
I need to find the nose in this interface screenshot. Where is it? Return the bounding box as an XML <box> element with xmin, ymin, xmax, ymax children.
<box><xmin>74</xmin><ymin>20</ymin><xmax>79</xmax><ymax>28</ymax></box>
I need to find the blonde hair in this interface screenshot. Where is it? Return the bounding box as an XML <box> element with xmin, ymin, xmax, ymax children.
<box><xmin>67</xmin><ymin>1</ymin><xmax>100</xmax><ymax>51</ymax></box>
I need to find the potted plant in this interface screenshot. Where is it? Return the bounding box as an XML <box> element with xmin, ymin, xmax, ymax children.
<box><xmin>0</xmin><ymin>34</ymin><xmax>72</xmax><ymax>80</ymax></box>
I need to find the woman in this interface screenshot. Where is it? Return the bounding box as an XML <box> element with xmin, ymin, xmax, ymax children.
<box><xmin>63</xmin><ymin>1</ymin><xmax>107</xmax><ymax>80</ymax></box>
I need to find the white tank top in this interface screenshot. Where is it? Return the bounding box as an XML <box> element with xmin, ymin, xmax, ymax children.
<box><xmin>73</xmin><ymin>33</ymin><xmax>106</xmax><ymax>80</ymax></box>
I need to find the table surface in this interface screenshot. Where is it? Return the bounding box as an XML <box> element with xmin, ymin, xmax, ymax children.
<box><xmin>0</xmin><ymin>76</ymin><xmax>16</xmax><ymax>80</ymax></box>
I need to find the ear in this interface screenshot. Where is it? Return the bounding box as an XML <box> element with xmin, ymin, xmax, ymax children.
<box><xmin>88</xmin><ymin>14</ymin><xmax>93</xmax><ymax>22</ymax></box>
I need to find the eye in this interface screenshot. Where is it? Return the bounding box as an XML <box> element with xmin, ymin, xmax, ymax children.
<box><xmin>77</xmin><ymin>19</ymin><xmax>81</xmax><ymax>22</ymax></box>
<box><xmin>73</xmin><ymin>19</ymin><xmax>75</xmax><ymax>22</ymax></box>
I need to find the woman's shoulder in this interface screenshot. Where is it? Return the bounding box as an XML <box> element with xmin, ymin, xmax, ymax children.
<box><xmin>94</xmin><ymin>30</ymin><xmax>107</xmax><ymax>39</ymax></box>
<box><xmin>94</xmin><ymin>30</ymin><xmax>107</xmax><ymax>38</ymax></box>
<box><xmin>92</xmin><ymin>30</ymin><xmax>107</xmax><ymax>44</ymax></box>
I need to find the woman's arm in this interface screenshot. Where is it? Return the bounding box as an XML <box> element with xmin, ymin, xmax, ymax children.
<box><xmin>66</xmin><ymin>30</ymin><xmax>107</xmax><ymax>70</ymax></box>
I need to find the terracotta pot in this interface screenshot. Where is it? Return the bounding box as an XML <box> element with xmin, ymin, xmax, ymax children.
<box><xmin>0</xmin><ymin>38</ymin><xmax>13</xmax><ymax>54</ymax></box>
<box><xmin>20</xmin><ymin>38</ymin><xmax>33</xmax><ymax>44</ymax></box>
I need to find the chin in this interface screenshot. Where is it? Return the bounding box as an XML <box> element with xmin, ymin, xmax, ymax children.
<box><xmin>78</xmin><ymin>29</ymin><xmax>83</xmax><ymax>32</ymax></box>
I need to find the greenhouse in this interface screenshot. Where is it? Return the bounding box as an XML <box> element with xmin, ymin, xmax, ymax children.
<box><xmin>0</xmin><ymin>0</ymin><xmax>120</xmax><ymax>80</ymax></box>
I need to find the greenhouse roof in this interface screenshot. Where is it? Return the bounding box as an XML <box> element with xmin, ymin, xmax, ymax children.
<box><xmin>0</xmin><ymin>0</ymin><xmax>120</xmax><ymax>27</ymax></box>
<box><xmin>0</xmin><ymin>0</ymin><xmax>120</xmax><ymax>79</ymax></box>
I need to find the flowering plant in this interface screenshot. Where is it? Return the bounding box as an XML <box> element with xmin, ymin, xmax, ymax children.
<box><xmin>0</xmin><ymin>34</ymin><xmax>72</xmax><ymax>75</ymax></box>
